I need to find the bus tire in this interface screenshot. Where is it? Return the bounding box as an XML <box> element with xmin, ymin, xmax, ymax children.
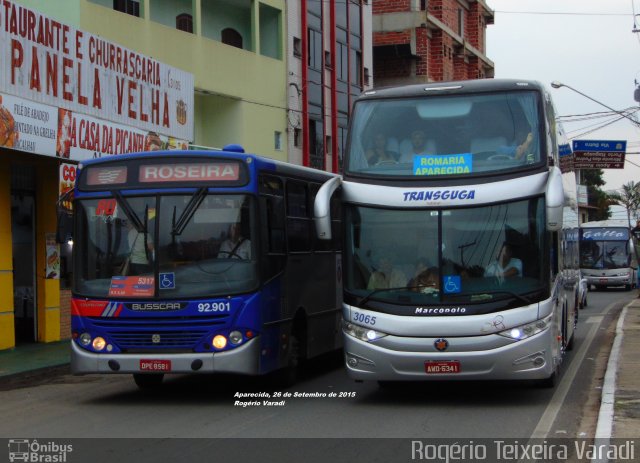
<box><xmin>270</xmin><ymin>332</ymin><xmax>301</xmax><ymax>389</ymax></box>
<box><xmin>133</xmin><ymin>373</ymin><xmax>164</xmax><ymax>389</ymax></box>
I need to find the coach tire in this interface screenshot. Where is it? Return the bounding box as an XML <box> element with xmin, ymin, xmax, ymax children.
<box><xmin>133</xmin><ymin>373</ymin><xmax>164</xmax><ymax>389</ymax></box>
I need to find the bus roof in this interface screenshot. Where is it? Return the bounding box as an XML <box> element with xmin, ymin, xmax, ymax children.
<box><xmin>581</xmin><ymin>219</ymin><xmax>632</xmax><ymax>229</ymax></box>
<box><xmin>356</xmin><ymin>78</ymin><xmax>546</xmax><ymax>101</ymax></box>
<box><xmin>77</xmin><ymin>149</ymin><xmax>337</xmax><ymax>184</ymax></box>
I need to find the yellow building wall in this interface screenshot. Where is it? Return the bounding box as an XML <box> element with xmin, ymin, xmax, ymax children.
<box><xmin>0</xmin><ymin>160</ymin><xmax>15</xmax><ymax>350</ymax></box>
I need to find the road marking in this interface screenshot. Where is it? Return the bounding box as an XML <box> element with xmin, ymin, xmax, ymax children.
<box><xmin>530</xmin><ymin>300</ymin><xmax>618</xmax><ymax>439</ymax></box>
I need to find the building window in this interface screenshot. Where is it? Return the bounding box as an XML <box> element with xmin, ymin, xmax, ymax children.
<box><xmin>458</xmin><ymin>8</ymin><xmax>465</xmax><ymax>36</ymax></box>
<box><xmin>274</xmin><ymin>131</ymin><xmax>282</xmax><ymax>151</ymax></box>
<box><xmin>176</xmin><ymin>13</ymin><xmax>193</xmax><ymax>33</ymax></box>
<box><xmin>420</xmin><ymin>0</ymin><xmax>427</xmax><ymax>11</ymax></box>
<box><xmin>113</xmin><ymin>0</ymin><xmax>139</xmax><ymax>17</ymax></box>
<box><xmin>294</xmin><ymin>128</ymin><xmax>301</xmax><ymax>147</ymax></box>
<box><xmin>222</xmin><ymin>28</ymin><xmax>243</xmax><ymax>49</ymax></box>
<box><xmin>293</xmin><ymin>37</ymin><xmax>302</xmax><ymax>57</ymax></box>
<box><xmin>308</xmin><ymin>29</ymin><xmax>322</xmax><ymax>70</ymax></box>
<box><xmin>364</xmin><ymin>67</ymin><xmax>370</xmax><ymax>86</ymax></box>
<box><xmin>325</xmin><ymin>51</ymin><xmax>332</xmax><ymax>69</ymax></box>
<box><xmin>351</xmin><ymin>50</ymin><xmax>362</xmax><ymax>86</ymax></box>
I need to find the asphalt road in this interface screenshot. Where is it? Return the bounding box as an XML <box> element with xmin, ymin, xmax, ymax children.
<box><xmin>0</xmin><ymin>289</ymin><xmax>634</xmax><ymax>461</ymax></box>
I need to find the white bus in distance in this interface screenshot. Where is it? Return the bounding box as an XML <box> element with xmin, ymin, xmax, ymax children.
<box><xmin>315</xmin><ymin>79</ymin><xmax>579</xmax><ymax>387</ymax></box>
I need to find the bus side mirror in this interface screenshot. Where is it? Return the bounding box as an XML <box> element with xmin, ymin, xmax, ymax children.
<box><xmin>56</xmin><ymin>190</ymin><xmax>74</xmax><ymax>244</ymax></box>
<box><xmin>313</xmin><ymin>176</ymin><xmax>342</xmax><ymax>240</ymax></box>
<box><xmin>545</xmin><ymin>166</ymin><xmax>564</xmax><ymax>231</ymax></box>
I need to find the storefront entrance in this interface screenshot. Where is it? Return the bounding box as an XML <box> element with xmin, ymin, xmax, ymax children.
<box><xmin>11</xmin><ymin>165</ymin><xmax>37</xmax><ymax>344</ymax></box>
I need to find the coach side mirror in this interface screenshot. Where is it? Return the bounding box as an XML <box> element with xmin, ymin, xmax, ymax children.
<box><xmin>545</xmin><ymin>166</ymin><xmax>564</xmax><ymax>231</ymax></box>
<box><xmin>313</xmin><ymin>176</ymin><xmax>342</xmax><ymax>240</ymax></box>
<box><xmin>56</xmin><ymin>190</ymin><xmax>74</xmax><ymax>244</ymax></box>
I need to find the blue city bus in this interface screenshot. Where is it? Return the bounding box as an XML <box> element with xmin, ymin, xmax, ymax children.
<box><xmin>70</xmin><ymin>148</ymin><xmax>342</xmax><ymax>388</ymax></box>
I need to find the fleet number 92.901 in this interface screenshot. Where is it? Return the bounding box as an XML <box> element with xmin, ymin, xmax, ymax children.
<box><xmin>197</xmin><ymin>301</ymin><xmax>231</xmax><ymax>313</ymax></box>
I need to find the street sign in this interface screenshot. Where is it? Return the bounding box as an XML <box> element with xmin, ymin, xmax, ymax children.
<box><xmin>572</xmin><ymin>140</ymin><xmax>627</xmax><ymax>169</ymax></box>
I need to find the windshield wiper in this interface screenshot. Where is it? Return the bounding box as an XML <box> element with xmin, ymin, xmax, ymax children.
<box><xmin>358</xmin><ymin>285</ymin><xmax>424</xmax><ymax>307</ymax></box>
<box><xmin>172</xmin><ymin>187</ymin><xmax>207</xmax><ymax>235</ymax></box>
<box><xmin>113</xmin><ymin>191</ymin><xmax>145</xmax><ymax>232</ymax></box>
<box><xmin>453</xmin><ymin>290</ymin><xmax>533</xmax><ymax>305</ymax></box>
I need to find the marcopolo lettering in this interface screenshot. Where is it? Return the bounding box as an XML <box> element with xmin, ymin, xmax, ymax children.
<box><xmin>403</xmin><ymin>189</ymin><xmax>476</xmax><ymax>202</ymax></box>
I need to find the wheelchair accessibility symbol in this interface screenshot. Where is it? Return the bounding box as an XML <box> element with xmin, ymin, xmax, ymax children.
<box><xmin>443</xmin><ymin>275</ymin><xmax>461</xmax><ymax>294</ymax></box>
<box><xmin>159</xmin><ymin>272</ymin><xmax>175</xmax><ymax>290</ymax></box>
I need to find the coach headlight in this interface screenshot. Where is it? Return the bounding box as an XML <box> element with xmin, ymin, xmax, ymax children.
<box><xmin>498</xmin><ymin>314</ymin><xmax>553</xmax><ymax>341</ymax></box>
<box><xmin>343</xmin><ymin>322</ymin><xmax>387</xmax><ymax>342</ymax></box>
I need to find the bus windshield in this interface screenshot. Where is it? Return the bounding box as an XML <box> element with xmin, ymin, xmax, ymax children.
<box><xmin>74</xmin><ymin>193</ymin><xmax>258</xmax><ymax>299</ymax></box>
<box><xmin>346</xmin><ymin>90</ymin><xmax>543</xmax><ymax>177</ymax></box>
<box><xmin>344</xmin><ymin>197</ymin><xmax>547</xmax><ymax>306</ymax></box>
<box><xmin>580</xmin><ymin>241</ymin><xmax>630</xmax><ymax>269</ymax></box>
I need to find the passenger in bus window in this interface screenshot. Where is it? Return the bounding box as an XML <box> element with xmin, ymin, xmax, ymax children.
<box><xmin>367</xmin><ymin>253</ymin><xmax>406</xmax><ymax>290</ymax></box>
<box><xmin>399</xmin><ymin>129</ymin><xmax>435</xmax><ymax>163</ymax></box>
<box><xmin>218</xmin><ymin>222</ymin><xmax>251</xmax><ymax>260</ymax></box>
<box><xmin>498</xmin><ymin>131</ymin><xmax>534</xmax><ymax>160</ymax></box>
<box><xmin>412</xmin><ymin>267</ymin><xmax>440</xmax><ymax>294</ymax></box>
<box><xmin>365</xmin><ymin>132</ymin><xmax>398</xmax><ymax>166</ymax></box>
<box><xmin>125</xmin><ymin>221</ymin><xmax>154</xmax><ymax>275</ymax></box>
<box><xmin>407</xmin><ymin>257</ymin><xmax>431</xmax><ymax>289</ymax></box>
<box><xmin>484</xmin><ymin>243</ymin><xmax>522</xmax><ymax>279</ymax></box>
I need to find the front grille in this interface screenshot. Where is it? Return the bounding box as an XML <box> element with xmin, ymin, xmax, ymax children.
<box><xmin>86</xmin><ymin>315</ymin><xmax>228</xmax><ymax>350</ymax></box>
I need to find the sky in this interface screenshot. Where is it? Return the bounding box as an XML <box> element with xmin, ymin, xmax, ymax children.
<box><xmin>486</xmin><ymin>0</ymin><xmax>640</xmax><ymax>206</ymax></box>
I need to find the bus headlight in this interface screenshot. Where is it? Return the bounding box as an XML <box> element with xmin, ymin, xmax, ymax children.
<box><xmin>343</xmin><ymin>322</ymin><xmax>387</xmax><ymax>342</ymax></box>
<box><xmin>92</xmin><ymin>337</ymin><xmax>107</xmax><ymax>351</ymax></box>
<box><xmin>229</xmin><ymin>331</ymin><xmax>243</xmax><ymax>345</ymax></box>
<box><xmin>498</xmin><ymin>314</ymin><xmax>553</xmax><ymax>341</ymax></box>
<box><xmin>79</xmin><ymin>333</ymin><xmax>92</xmax><ymax>347</ymax></box>
<box><xmin>212</xmin><ymin>335</ymin><xmax>227</xmax><ymax>350</ymax></box>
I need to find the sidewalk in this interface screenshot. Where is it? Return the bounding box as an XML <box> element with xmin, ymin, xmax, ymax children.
<box><xmin>0</xmin><ymin>340</ymin><xmax>69</xmax><ymax>379</ymax></box>
<box><xmin>610</xmin><ymin>298</ymin><xmax>640</xmax><ymax>438</ymax></box>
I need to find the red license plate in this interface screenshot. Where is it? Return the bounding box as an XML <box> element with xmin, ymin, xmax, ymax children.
<box><xmin>140</xmin><ymin>359</ymin><xmax>171</xmax><ymax>372</ymax></box>
<box><xmin>425</xmin><ymin>361</ymin><xmax>460</xmax><ymax>374</ymax></box>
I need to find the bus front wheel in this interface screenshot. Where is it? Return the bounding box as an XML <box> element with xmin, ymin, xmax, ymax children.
<box><xmin>133</xmin><ymin>373</ymin><xmax>164</xmax><ymax>390</ymax></box>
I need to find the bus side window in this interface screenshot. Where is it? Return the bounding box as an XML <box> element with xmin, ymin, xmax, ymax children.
<box><xmin>286</xmin><ymin>181</ymin><xmax>312</xmax><ymax>253</ymax></box>
<box><xmin>259</xmin><ymin>174</ymin><xmax>286</xmax><ymax>278</ymax></box>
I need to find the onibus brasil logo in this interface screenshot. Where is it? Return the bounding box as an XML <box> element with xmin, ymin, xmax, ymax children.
<box><xmin>8</xmin><ymin>439</ymin><xmax>73</xmax><ymax>462</ymax></box>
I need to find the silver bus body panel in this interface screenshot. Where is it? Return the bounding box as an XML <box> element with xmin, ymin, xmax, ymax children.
<box><xmin>581</xmin><ymin>268</ymin><xmax>634</xmax><ymax>287</ymax></box>
<box><xmin>344</xmin><ymin>298</ymin><xmax>556</xmax><ymax>337</ymax></box>
<box><xmin>343</xmin><ymin>297</ymin><xmax>559</xmax><ymax>381</ymax></box>
<box><xmin>341</xmin><ymin>172</ymin><xmax>548</xmax><ymax>208</ymax></box>
<box><xmin>71</xmin><ymin>336</ymin><xmax>261</xmax><ymax>375</ymax></box>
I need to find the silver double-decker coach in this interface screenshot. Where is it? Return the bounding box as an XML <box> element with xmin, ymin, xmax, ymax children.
<box><xmin>315</xmin><ymin>79</ymin><xmax>579</xmax><ymax>387</ymax></box>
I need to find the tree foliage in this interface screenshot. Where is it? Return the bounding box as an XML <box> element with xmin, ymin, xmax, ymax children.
<box><xmin>582</xmin><ymin>169</ymin><xmax>611</xmax><ymax>221</ymax></box>
<box><xmin>608</xmin><ymin>181</ymin><xmax>640</xmax><ymax>227</ymax></box>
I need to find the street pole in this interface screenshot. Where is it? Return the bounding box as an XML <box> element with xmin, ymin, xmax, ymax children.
<box><xmin>550</xmin><ymin>81</ymin><xmax>640</xmax><ymax>128</ymax></box>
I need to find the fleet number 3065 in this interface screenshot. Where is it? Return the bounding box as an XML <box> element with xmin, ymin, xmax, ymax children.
<box><xmin>198</xmin><ymin>302</ymin><xmax>231</xmax><ymax>312</ymax></box>
<box><xmin>352</xmin><ymin>312</ymin><xmax>376</xmax><ymax>325</ymax></box>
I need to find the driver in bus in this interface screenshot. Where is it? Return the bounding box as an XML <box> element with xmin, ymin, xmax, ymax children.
<box><xmin>218</xmin><ymin>222</ymin><xmax>251</xmax><ymax>260</ymax></box>
<box><xmin>484</xmin><ymin>242</ymin><xmax>522</xmax><ymax>280</ymax></box>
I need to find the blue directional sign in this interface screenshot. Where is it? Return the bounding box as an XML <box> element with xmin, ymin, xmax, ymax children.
<box><xmin>572</xmin><ymin>139</ymin><xmax>627</xmax><ymax>169</ymax></box>
<box><xmin>572</xmin><ymin>140</ymin><xmax>626</xmax><ymax>152</ymax></box>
